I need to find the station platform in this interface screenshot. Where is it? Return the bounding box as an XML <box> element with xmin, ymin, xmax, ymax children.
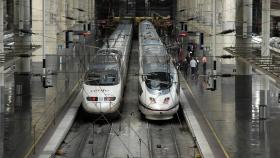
<box><xmin>179</xmin><ymin>56</ymin><xmax>280</xmax><ymax>157</ymax></box>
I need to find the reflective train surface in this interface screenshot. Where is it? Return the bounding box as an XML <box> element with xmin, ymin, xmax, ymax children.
<box><xmin>82</xmin><ymin>21</ymin><xmax>133</xmax><ymax>116</ymax></box>
<box><xmin>138</xmin><ymin>20</ymin><xmax>180</xmax><ymax>120</ymax></box>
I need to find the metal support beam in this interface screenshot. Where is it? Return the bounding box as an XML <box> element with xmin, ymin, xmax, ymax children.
<box><xmin>243</xmin><ymin>0</ymin><xmax>253</xmax><ymax>38</ymax></box>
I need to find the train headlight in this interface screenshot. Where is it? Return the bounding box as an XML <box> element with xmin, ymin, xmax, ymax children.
<box><xmin>149</xmin><ymin>97</ymin><xmax>156</xmax><ymax>104</ymax></box>
<box><xmin>87</xmin><ymin>97</ymin><xmax>98</xmax><ymax>101</ymax></box>
<box><xmin>104</xmin><ymin>97</ymin><xmax>116</xmax><ymax>101</ymax></box>
<box><xmin>163</xmin><ymin>97</ymin><xmax>170</xmax><ymax>104</ymax></box>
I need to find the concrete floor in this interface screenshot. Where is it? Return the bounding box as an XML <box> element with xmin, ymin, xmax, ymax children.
<box><xmin>182</xmin><ymin>58</ymin><xmax>280</xmax><ymax>157</ymax></box>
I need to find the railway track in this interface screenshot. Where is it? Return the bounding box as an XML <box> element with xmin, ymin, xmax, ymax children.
<box><xmin>147</xmin><ymin>119</ymin><xmax>182</xmax><ymax>158</ymax></box>
<box><xmin>55</xmin><ymin>40</ymin><xmax>195</xmax><ymax>158</ymax></box>
<box><xmin>56</xmin><ymin>110</ymin><xmax>195</xmax><ymax>158</ymax></box>
<box><xmin>56</xmin><ymin>115</ymin><xmax>115</xmax><ymax>158</ymax></box>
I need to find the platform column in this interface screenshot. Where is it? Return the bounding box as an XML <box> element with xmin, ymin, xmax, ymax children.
<box><xmin>0</xmin><ymin>66</ymin><xmax>3</xmax><ymax>158</ymax></box>
<box><xmin>0</xmin><ymin>66</ymin><xmax>3</xmax><ymax>113</ymax></box>
<box><xmin>89</xmin><ymin>0</ymin><xmax>95</xmax><ymax>32</ymax></box>
<box><xmin>261</xmin><ymin>0</ymin><xmax>271</xmax><ymax>57</ymax></box>
<box><xmin>0</xmin><ymin>0</ymin><xmax>4</xmax><ymax>114</ymax></box>
<box><xmin>0</xmin><ymin>71</ymin><xmax>3</xmax><ymax>158</ymax></box>
<box><xmin>259</xmin><ymin>76</ymin><xmax>269</xmax><ymax>118</ymax></box>
<box><xmin>0</xmin><ymin>7</ymin><xmax>4</xmax><ymax>158</ymax></box>
<box><xmin>6</xmin><ymin>0</ymin><xmax>14</xmax><ymax>30</ymax></box>
<box><xmin>235</xmin><ymin>0</ymin><xmax>253</xmax><ymax>76</ymax></box>
<box><xmin>235</xmin><ymin>59</ymin><xmax>252</xmax><ymax>119</ymax></box>
<box><xmin>243</xmin><ymin>0</ymin><xmax>253</xmax><ymax>39</ymax></box>
<box><xmin>235</xmin><ymin>0</ymin><xmax>253</xmax><ymax>47</ymax></box>
<box><xmin>222</xmin><ymin>0</ymin><xmax>236</xmax><ymax>31</ymax></box>
<box><xmin>13</xmin><ymin>0</ymin><xmax>32</xmax><ymax>110</ymax></box>
<box><xmin>259</xmin><ymin>0</ymin><xmax>271</xmax><ymax>119</ymax></box>
<box><xmin>211</xmin><ymin>0</ymin><xmax>217</xmax><ymax>90</ymax></box>
<box><xmin>0</xmin><ymin>0</ymin><xmax>4</xmax><ymax>156</ymax></box>
<box><xmin>75</xmin><ymin>0</ymin><xmax>82</xmax><ymax>30</ymax></box>
<box><xmin>14</xmin><ymin>0</ymin><xmax>32</xmax><ymax>74</ymax></box>
<box><xmin>235</xmin><ymin>0</ymin><xmax>253</xmax><ymax>119</ymax></box>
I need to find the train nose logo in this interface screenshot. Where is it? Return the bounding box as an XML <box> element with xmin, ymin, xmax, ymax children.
<box><xmin>92</xmin><ymin>89</ymin><xmax>109</xmax><ymax>92</ymax></box>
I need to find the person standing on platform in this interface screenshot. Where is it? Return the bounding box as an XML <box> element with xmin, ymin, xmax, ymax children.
<box><xmin>202</xmin><ymin>55</ymin><xmax>207</xmax><ymax>75</ymax></box>
<box><xmin>183</xmin><ymin>54</ymin><xmax>190</xmax><ymax>76</ymax></box>
<box><xmin>186</xmin><ymin>53</ymin><xmax>191</xmax><ymax>64</ymax></box>
<box><xmin>183</xmin><ymin>58</ymin><xmax>188</xmax><ymax>76</ymax></box>
<box><xmin>189</xmin><ymin>51</ymin><xmax>193</xmax><ymax>57</ymax></box>
<box><xmin>190</xmin><ymin>57</ymin><xmax>197</xmax><ymax>79</ymax></box>
<box><xmin>195</xmin><ymin>57</ymin><xmax>199</xmax><ymax>75</ymax></box>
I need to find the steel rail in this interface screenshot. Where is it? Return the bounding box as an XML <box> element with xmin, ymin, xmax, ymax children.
<box><xmin>147</xmin><ymin>122</ymin><xmax>153</xmax><ymax>158</ymax></box>
<box><xmin>170</xmin><ymin>123</ymin><xmax>182</xmax><ymax>158</ymax></box>
<box><xmin>103</xmin><ymin>123</ymin><xmax>113</xmax><ymax>158</ymax></box>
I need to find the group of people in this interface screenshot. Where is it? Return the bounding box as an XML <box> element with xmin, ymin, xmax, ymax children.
<box><xmin>181</xmin><ymin>54</ymin><xmax>207</xmax><ymax>79</ymax></box>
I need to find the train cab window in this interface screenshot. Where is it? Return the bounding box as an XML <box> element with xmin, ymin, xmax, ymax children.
<box><xmin>145</xmin><ymin>72</ymin><xmax>172</xmax><ymax>90</ymax></box>
<box><xmin>85</xmin><ymin>69</ymin><xmax>119</xmax><ymax>86</ymax></box>
<box><xmin>85</xmin><ymin>62</ymin><xmax>120</xmax><ymax>86</ymax></box>
<box><xmin>85</xmin><ymin>53</ymin><xmax>121</xmax><ymax>86</ymax></box>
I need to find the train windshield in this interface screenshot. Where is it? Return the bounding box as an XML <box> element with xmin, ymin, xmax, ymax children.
<box><xmin>145</xmin><ymin>72</ymin><xmax>172</xmax><ymax>90</ymax></box>
<box><xmin>84</xmin><ymin>66</ymin><xmax>119</xmax><ymax>86</ymax></box>
<box><xmin>85</xmin><ymin>54</ymin><xmax>120</xmax><ymax>86</ymax></box>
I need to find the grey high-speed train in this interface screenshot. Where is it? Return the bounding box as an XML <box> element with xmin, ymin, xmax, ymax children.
<box><xmin>82</xmin><ymin>21</ymin><xmax>133</xmax><ymax>116</ymax></box>
<box><xmin>138</xmin><ymin>20</ymin><xmax>180</xmax><ymax>120</ymax></box>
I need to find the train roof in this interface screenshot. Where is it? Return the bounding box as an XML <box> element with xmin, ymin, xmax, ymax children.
<box><xmin>102</xmin><ymin>24</ymin><xmax>132</xmax><ymax>50</ymax></box>
<box><xmin>93</xmin><ymin>52</ymin><xmax>119</xmax><ymax>65</ymax></box>
<box><xmin>142</xmin><ymin>53</ymin><xmax>169</xmax><ymax>63</ymax></box>
<box><xmin>140</xmin><ymin>21</ymin><xmax>163</xmax><ymax>45</ymax></box>
<box><xmin>140</xmin><ymin>20</ymin><xmax>168</xmax><ymax>64</ymax></box>
<box><xmin>139</xmin><ymin>20</ymin><xmax>177</xmax><ymax>74</ymax></box>
<box><xmin>143</xmin><ymin>63</ymin><xmax>170</xmax><ymax>74</ymax></box>
<box><xmin>89</xmin><ymin>63</ymin><xmax>119</xmax><ymax>72</ymax></box>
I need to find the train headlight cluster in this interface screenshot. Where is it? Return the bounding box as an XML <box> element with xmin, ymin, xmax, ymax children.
<box><xmin>86</xmin><ymin>97</ymin><xmax>116</xmax><ymax>102</ymax></box>
<box><xmin>149</xmin><ymin>97</ymin><xmax>156</xmax><ymax>104</ymax></box>
<box><xmin>87</xmin><ymin>97</ymin><xmax>98</xmax><ymax>101</ymax></box>
<box><xmin>163</xmin><ymin>97</ymin><xmax>170</xmax><ymax>104</ymax></box>
<box><xmin>104</xmin><ymin>97</ymin><xmax>116</xmax><ymax>101</ymax></box>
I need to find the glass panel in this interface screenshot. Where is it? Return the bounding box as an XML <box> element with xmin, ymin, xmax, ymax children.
<box><xmin>85</xmin><ymin>70</ymin><xmax>119</xmax><ymax>85</ymax></box>
<box><xmin>145</xmin><ymin>72</ymin><xmax>172</xmax><ymax>90</ymax></box>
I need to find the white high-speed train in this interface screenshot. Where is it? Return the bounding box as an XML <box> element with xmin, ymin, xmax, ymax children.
<box><xmin>138</xmin><ymin>20</ymin><xmax>180</xmax><ymax>120</ymax></box>
<box><xmin>82</xmin><ymin>21</ymin><xmax>133</xmax><ymax>116</ymax></box>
